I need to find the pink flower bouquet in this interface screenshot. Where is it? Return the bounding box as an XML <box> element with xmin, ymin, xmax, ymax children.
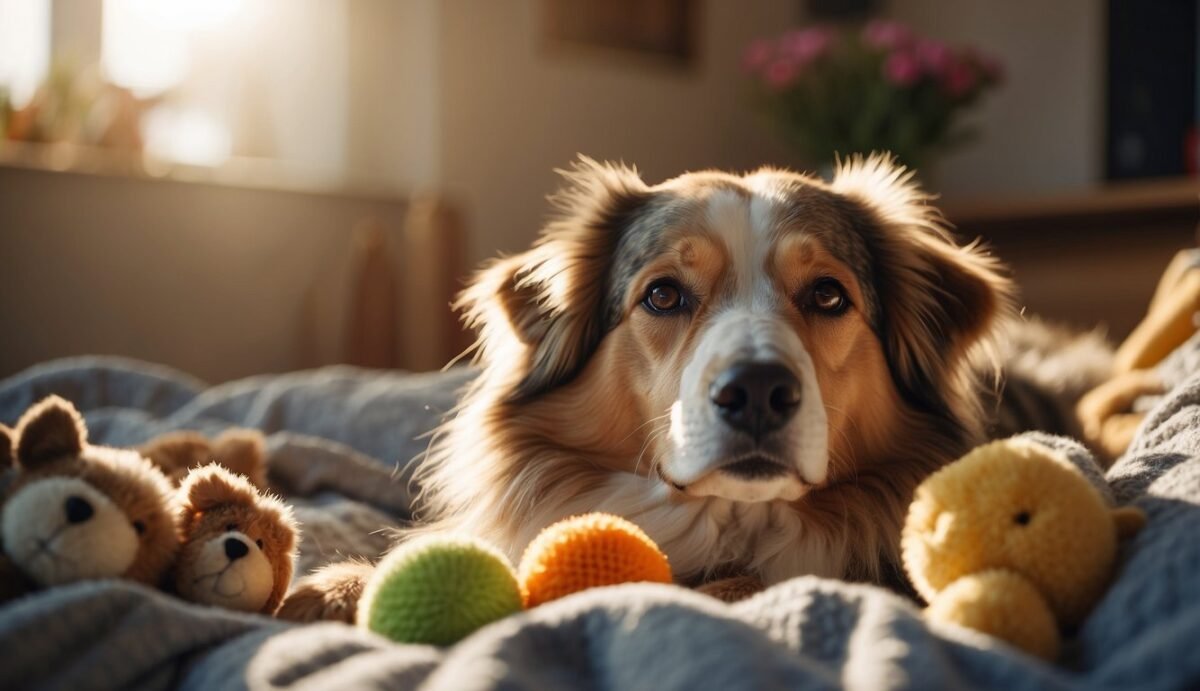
<box><xmin>742</xmin><ymin>21</ymin><xmax>1003</xmax><ymax>171</ymax></box>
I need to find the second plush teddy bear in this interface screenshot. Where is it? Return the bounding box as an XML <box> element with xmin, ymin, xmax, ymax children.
<box><xmin>173</xmin><ymin>464</ymin><xmax>297</xmax><ymax>614</ymax></box>
<box><xmin>137</xmin><ymin>427</ymin><xmax>298</xmax><ymax>614</ymax></box>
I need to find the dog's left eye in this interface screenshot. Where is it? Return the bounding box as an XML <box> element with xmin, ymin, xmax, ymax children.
<box><xmin>807</xmin><ymin>278</ymin><xmax>849</xmax><ymax>315</ymax></box>
<box><xmin>642</xmin><ymin>280</ymin><xmax>686</xmax><ymax>314</ymax></box>
<box><xmin>132</xmin><ymin>520</ymin><xmax>146</xmax><ymax>535</ymax></box>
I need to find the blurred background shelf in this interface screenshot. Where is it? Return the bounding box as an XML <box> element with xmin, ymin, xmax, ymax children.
<box><xmin>946</xmin><ymin>176</ymin><xmax>1198</xmax><ymax>339</ymax></box>
<box><xmin>0</xmin><ymin>140</ymin><xmax>407</xmax><ymax>203</ymax></box>
<box><xmin>945</xmin><ymin>176</ymin><xmax>1198</xmax><ymax>232</ymax></box>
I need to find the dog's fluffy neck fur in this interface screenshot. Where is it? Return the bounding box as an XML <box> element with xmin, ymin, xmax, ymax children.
<box><xmin>415</xmin><ymin>337</ymin><xmax>986</xmax><ymax>587</ymax></box>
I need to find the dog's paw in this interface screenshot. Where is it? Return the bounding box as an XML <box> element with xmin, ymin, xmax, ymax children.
<box><xmin>696</xmin><ymin>575</ymin><xmax>765</xmax><ymax>603</ymax></box>
<box><xmin>277</xmin><ymin>560</ymin><xmax>375</xmax><ymax>624</ymax></box>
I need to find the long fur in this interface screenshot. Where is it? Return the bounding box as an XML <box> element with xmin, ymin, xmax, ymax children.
<box><xmin>410</xmin><ymin>154</ymin><xmax>1016</xmax><ymax>588</ymax></box>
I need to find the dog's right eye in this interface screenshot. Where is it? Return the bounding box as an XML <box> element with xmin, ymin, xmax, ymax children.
<box><xmin>642</xmin><ymin>280</ymin><xmax>686</xmax><ymax>314</ymax></box>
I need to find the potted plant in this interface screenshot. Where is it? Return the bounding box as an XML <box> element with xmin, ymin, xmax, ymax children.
<box><xmin>741</xmin><ymin>20</ymin><xmax>1003</xmax><ymax>175</ymax></box>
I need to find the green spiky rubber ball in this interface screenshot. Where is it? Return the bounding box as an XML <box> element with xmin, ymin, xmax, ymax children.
<box><xmin>357</xmin><ymin>535</ymin><xmax>523</xmax><ymax>645</ymax></box>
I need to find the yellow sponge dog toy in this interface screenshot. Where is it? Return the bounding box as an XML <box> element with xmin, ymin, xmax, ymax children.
<box><xmin>902</xmin><ymin>438</ymin><xmax>1145</xmax><ymax>659</ymax></box>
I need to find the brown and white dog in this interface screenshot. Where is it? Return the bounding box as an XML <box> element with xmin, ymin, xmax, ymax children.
<box><xmin>282</xmin><ymin>153</ymin><xmax>1098</xmax><ymax>618</ymax></box>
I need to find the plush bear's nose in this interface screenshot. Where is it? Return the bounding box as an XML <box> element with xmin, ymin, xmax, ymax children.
<box><xmin>64</xmin><ymin>496</ymin><xmax>94</xmax><ymax>524</ymax></box>
<box><xmin>224</xmin><ymin>537</ymin><xmax>249</xmax><ymax>561</ymax></box>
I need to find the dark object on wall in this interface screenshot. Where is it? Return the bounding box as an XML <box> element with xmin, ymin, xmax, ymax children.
<box><xmin>542</xmin><ymin>0</ymin><xmax>696</xmax><ymax>65</ymax></box>
<box><xmin>1106</xmin><ymin>0</ymin><xmax>1198</xmax><ymax>180</ymax></box>
<box><xmin>804</xmin><ymin>0</ymin><xmax>878</xmax><ymax>21</ymax></box>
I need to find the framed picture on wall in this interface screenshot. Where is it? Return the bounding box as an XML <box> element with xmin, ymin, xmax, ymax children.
<box><xmin>541</xmin><ymin>0</ymin><xmax>698</xmax><ymax>67</ymax></box>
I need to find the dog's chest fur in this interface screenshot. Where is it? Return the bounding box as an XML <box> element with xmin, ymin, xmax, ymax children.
<box><xmin>515</xmin><ymin>472</ymin><xmax>845</xmax><ymax>584</ymax></box>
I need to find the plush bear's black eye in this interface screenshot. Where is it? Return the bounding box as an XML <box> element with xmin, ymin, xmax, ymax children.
<box><xmin>255</xmin><ymin>539</ymin><xmax>264</xmax><ymax>549</ymax></box>
<box><xmin>225</xmin><ymin>523</ymin><xmax>238</xmax><ymax>533</ymax></box>
<box><xmin>132</xmin><ymin>520</ymin><xmax>146</xmax><ymax>535</ymax></box>
<box><xmin>1013</xmin><ymin>511</ymin><xmax>1032</xmax><ymax>526</ymax></box>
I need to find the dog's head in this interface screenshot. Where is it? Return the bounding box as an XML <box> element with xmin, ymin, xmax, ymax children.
<box><xmin>458</xmin><ymin>155</ymin><xmax>1010</xmax><ymax>507</ymax></box>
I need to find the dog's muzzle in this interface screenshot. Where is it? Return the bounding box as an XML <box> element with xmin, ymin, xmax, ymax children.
<box><xmin>663</xmin><ymin>309</ymin><xmax>828</xmax><ymax>502</ymax></box>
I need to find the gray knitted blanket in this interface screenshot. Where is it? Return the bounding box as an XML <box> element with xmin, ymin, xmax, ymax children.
<box><xmin>1</xmin><ymin>349</ymin><xmax>1198</xmax><ymax>691</ymax></box>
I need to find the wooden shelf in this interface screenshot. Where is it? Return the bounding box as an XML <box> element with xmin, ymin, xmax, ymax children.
<box><xmin>938</xmin><ymin>176</ymin><xmax>1197</xmax><ymax>340</ymax></box>
<box><xmin>0</xmin><ymin>141</ymin><xmax>407</xmax><ymax>203</ymax></box>
<box><xmin>942</xmin><ymin>176</ymin><xmax>1199</xmax><ymax>237</ymax></box>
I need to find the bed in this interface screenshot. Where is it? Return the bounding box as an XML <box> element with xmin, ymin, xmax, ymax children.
<box><xmin>1</xmin><ymin>341</ymin><xmax>1198</xmax><ymax>690</ymax></box>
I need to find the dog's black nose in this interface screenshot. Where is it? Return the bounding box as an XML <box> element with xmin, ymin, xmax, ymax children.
<box><xmin>64</xmin><ymin>496</ymin><xmax>94</xmax><ymax>524</ymax></box>
<box><xmin>224</xmin><ymin>537</ymin><xmax>250</xmax><ymax>561</ymax></box>
<box><xmin>710</xmin><ymin>362</ymin><xmax>802</xmax><ymax>438</ymax></box>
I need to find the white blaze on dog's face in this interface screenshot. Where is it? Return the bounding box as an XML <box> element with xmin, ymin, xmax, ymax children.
<box><xmin>663</xmin><ymin>186</ymin><xmax>830</xmax><ymax>501</ymax></box>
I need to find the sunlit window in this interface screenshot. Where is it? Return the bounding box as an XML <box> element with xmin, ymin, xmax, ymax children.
<box><xmin>2</xmin><ymin>0</ymin><xmax>348</xmax><ymax>172</ymax></box>
<box><xmin>99</xmin><ymin>0</ymin><xmax>249</xmax><ymax>165</ymax></box>
<box><xmin>142</xmin><ymin>106</ymin><xmax>232</xmax><ymax>167</ymax></box>
<box><xmin>101</xmin><ymin>0</ymin><xmax>246</xmax><ymax>96</ymax></box>
<box><xmin>0</xmin><ymin>0</ymin><xmax>51</xmax><ymax>107</ymax></box>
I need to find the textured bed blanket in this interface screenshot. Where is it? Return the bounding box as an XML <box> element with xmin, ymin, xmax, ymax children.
<box><xmin>1</xmin><ymin>350</ymin><xmax>1199</xmax><ymax>691</ymax></box>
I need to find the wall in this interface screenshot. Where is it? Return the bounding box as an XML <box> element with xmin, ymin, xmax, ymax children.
<box><xmin>0</xmin><ymin>166</ymin><xmax>408</xmax><ymax>382</ymax></box>
<box><xmin>437</xmin><ymin>0</ymin><xmax>805</xmax><ymax>264</ymax></box>
<box><xmin>435</xmin><ymin>0</ymin><xmax>1108</xmax><ymax>264</ymax></box>
<box><xmin>346</xmin><ymin>0</ymin><xmax>441</xmax><ymax>189</ymax></box>
<box><xmin>892</xmin><ymin>0</ymin><xmax>1105</xmax><ymax>199</ymax></box>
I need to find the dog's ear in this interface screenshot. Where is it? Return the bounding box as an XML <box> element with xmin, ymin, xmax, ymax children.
<box><xmin>458</xmin><ymin>156</ymin><xmax>649</xmax><ymax>401</ymax></box>
<box><xmin>832</xmin><ymin>154</ymin><xmax>1014</xmax><ymax>417</ymax></box>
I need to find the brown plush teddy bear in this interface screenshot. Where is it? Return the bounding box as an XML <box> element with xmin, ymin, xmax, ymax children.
<box><xmin>0</xmin><ymin>424</ymin><xmax>35</xmax><ymax>602</ymax></box>
<box><xmin>0</xmin><ymin>396</ymin><xmax>179</xmax><ymax>601</ymax></box>
<box><xmin>173</xmin><ymin>463</ymin><xmax>297</xmax><ymax>614</ymax></box>
<box><xmin>138</xmin><ymin>428</ymin><xmax>268</xmax><ymax>489</ymax></box>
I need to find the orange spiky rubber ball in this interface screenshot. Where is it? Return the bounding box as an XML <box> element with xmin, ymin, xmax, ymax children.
<box><xmin>518</xmin><ymin>513</ymin><xmax>672</xmax><ymax>607</ymax></box>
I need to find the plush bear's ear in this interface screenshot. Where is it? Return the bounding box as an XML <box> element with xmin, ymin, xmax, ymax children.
<box><xmin>213</xmin><ymin>429</ymin><xmax>268</xmax><ymax>490</ymax></box>
<box><xmin>14</xmin><ymin>396</ymin><xmax>87</xmax><ymax>468</ymax></box>
<box><xmin>456</xmin><ymin>156</ymin><xmax>650</xmax><ymax>402</ymax></box>
<box><xmin>179</xmin><ymin>464</ymin><xmax>259</xmax><ymax>512</ymax></box>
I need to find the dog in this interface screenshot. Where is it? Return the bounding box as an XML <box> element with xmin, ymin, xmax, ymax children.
<box><xmin>280</xmin><ymin>153</ymin><xmax>1103</xmax><ymax>619</ymax></box>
